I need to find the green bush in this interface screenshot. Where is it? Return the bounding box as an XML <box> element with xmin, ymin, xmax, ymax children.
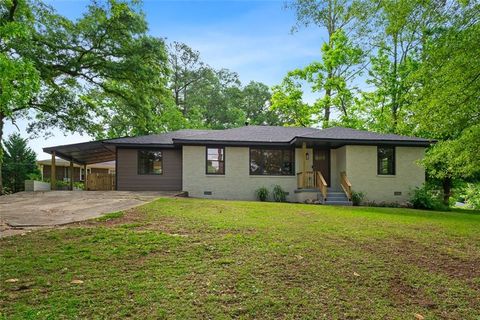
<box><xmin>272</xmin><ymin>185</ymin><xmax>287</xmax><ymax>202</ymax></box>
<box><xmin>410</xmin><ymin>184</ymin><xmax>446</xmax><ymax>210</ymax></box>
<box><xmin>74</xmin><ymin>182</ymin><xmax>85</xmax><ymax>190</ymax></box>
<box><xmin>365</xmin><ymin>201</ymin><xmax>401</xmax><ymax>208</ymax></box>
<box><xmin>463</xmin><ymin>183</ymin><xmax>480</xmax><ymax>209</ymax></box>
<box><xmin>351</xmin><ymin>191</ymin><xmax>365</xmax><ymax>206</ymax></box>
<box><xmin>255</xmin><ymin>187</ymin><xmax>269</xmax><ymax>201</ymax></box>
<box><xmin>55</xmin><ymin>180</ymin><xmax>70</xmax><ymax>190</ymax></box>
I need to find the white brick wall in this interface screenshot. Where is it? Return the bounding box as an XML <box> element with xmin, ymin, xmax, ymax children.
<box><xmin>183</xmin><ymin>146</ymin><xmax>305</xmax><ymax>201</ymax></box>
<box><xmin>345</xmin><ymin>145</ymin><xmax>425</xmax><ymax>203</ymax></box>
<box><xmin>182</xmin><ymin>145</ymin><xmax>425</xmax><ymax>204</ymax></box>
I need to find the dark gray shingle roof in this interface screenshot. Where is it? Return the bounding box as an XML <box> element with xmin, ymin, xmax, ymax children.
<box><xmin>295</xmin><ymin>127</ymin><xmax>431</xmax><ymax>142</ymax></box>
<box><xmin>102</xmin><ymin>125</ymin><xmax>432</xmax><ymax>146</ymax></box>
<box><xmin>103</xmin><ymin>129</ymin><xmax>212</xmax><ymax>145</ymax></box>
<box><xmin>172</xmin><ymin>126</ymin><xmax>318</xmax><ymax>143</ymax></box>
<box><xmin>43</xmin><ymin>126</ymin><xmax>432</xmax><ymax>164</ymax></box>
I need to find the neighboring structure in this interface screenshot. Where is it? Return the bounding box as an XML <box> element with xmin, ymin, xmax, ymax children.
<box><xmin>43</xmin><ymin>126</ymin><xmax>434</xmax><ymax>204</ymax></box>
<box><xmin>37</xmin><ymin>159</ymin><xmax>115</xmax><ymax>183</ymax></box>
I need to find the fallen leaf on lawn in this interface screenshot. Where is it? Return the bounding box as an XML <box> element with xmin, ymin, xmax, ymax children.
<box><xmin>5</xmin><ymin>278</ymin><xmax>19</xmax><ymax>283</ymax></box>
<box><xmin>295</xmin><ymin>255</ymin><xmax>304</xmax><ymax>260</ymax></box>
<box><xmin>414</xmin><ymin>313</ymin><xmax>425</xmax><ymax>320</ymax></box>
<box><xmin>70</xmin><ymin>279</ymin><xmax>84</xmax><ymax>284</ymax></box>
<box><xmin>353</xmin><ymin>272</ymin><xmax>360</xmax><ymax>277</ymax></box>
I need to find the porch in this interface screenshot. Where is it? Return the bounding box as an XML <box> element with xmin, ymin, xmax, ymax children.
<box><xmin>295</xmin><ymin>142</ymin><xmax>352</xmax><ymax>204</ymax></box>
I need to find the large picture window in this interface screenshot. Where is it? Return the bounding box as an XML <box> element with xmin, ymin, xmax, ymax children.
<box><xmin>250</xmin><ymin>148</ymin><xmax>294</xmax><ymax>176</ymax></box>
<box><xmin>206</xmin><ymin>147</ymin><xmax>225</xmax><ymax>174</ymax></box>
<box><xmin>377</xmin><ymin>146</ymin><xmax>395</xmax><ymax>175</ymax></box>
<box><xmin>138</xmin><ymin>150</ymin><xmax>163</xmax><ymax>175</ymax></box>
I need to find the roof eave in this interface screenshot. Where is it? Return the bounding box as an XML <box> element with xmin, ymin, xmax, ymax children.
<box><xmin>291</xmin><ymin>137</ymin><xmax>434</xmax><ymax>147</ymax></box>
<box><xmin>172</xmin><ymin>139</ymin><xmax>292</xmax><ymax>147</ymax></box>
<box><xmin>103</xmin><ymin>142</ymin><xmax>177</xmax><ymax>148</ymax></box>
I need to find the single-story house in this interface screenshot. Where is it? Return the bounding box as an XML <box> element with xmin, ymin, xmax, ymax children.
<box><xmin>37</xmin><ymin>159</ymin><xmax>115</xmax><ymax>182</ymax></box>
<box><xmin>43</xmin><ymin>125</ymin><xmax>434</xmax><ymax>204</ymax></box>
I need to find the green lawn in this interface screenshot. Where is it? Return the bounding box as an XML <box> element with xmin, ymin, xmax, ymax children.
<box><xmin>1</xmin><ymin>198</ymin><xmax>480</xmax><ymax>319</ymax></box>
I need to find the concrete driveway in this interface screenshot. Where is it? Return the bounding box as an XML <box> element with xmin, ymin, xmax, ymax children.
<box><xmin>0</xmin><ymin>191</ymin><xmax>177</xmax><ymax>237</ymax></box>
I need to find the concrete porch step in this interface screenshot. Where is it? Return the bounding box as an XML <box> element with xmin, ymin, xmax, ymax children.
<box><xmin>328</xmin><ymin>193</ymin><xmax>347</xmax><ymax>197</ymax></box>
<box><xmin>328</xmin><ymin>196</ymin><xmax>349</xmax><ymax>201</ymax></box>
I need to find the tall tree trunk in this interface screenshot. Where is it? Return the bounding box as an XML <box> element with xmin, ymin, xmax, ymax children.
<box><xmin>183</xmin><ymin>86</ymin><xmax>188</xmax><ymax>116</ymax></box>
<box><xmin>174</xmin><ymin>89</ymin><xmax>180</xmax><ymax>107</ymax></box>
<box><xmin>0</xmin><ymin>113</ymin><xmax>4</xmax><ymax>195</ymax></box>
<box><xmin>391</xmin><ymin>35</ymin><xmax>399</xmax><ymax>133</ymax></box>
<box><xmin>442</xmin><ymin>176</ymin><xmax>452</xmax><ymax>206</ymax></box>
<box><xmin>323</xmin><ymin>12</ymin><xmax>334</xmax><ymax>129</ymax></box>
<box><xmin>324</xmin><ymin>84</ymin><xmax>332</xmax><ymax>128</ymax></box>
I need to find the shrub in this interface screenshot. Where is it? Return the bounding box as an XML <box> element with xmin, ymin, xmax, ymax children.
<box><xmin>410</xmin><ymin>184</ymin><xmax>446</xmax><ymax>210</ymax></box>
<box><xmin>255</xmin><ymin>187</ymin><xmax>269</xmax><ymax>201</ymax></box>
<box><xmin>463</xmin><ymin>183</ymin><xmax>480</xmax><ymax>209</ymax></box>
<box><xmin>365</xmin><ymin>201</ymin><xmax>401</xmax><ymax>208</ymax></box>
<box><xmin>272</xmin><ymin>185</ymin><xmax>287</xmax><ymax>202</ymax></box>
<box><xmin>74</xmin><ymin>182</ymin><xmax>84</xmax><ymax>190</ymax></box>
<box><xmin>55</xmin><ymin>180</ymin><xmax>70</xmax><ymax>190</ymax></box>
<box><xmin>351</xmin><ymin>191</ymin><xmax>365</xmax><ymax>206</ymax></box>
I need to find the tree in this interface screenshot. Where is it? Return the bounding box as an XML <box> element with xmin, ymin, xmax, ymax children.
<box><xmin>359</xmin><ymin>0</ymin><xmax>430</xmax><ymax>134</ymax></box>
<box><xmin>0</xmin><ymin>0</ymin><xmax>173</xmax><ymax>193</ymax></box>
<box><xmin>167</xmin><ymin>43</ymin><xmax>277</xmax><ymax>128</ymax></box>
<box><xmin>188</xmin><ymin>68</ymin><xmax>245</xmax><ymax>129</ymax></box>
<box><xmin>414</xmin><ymin>1</ymin><xmax>480</xmax><ymax>204</ymax></box>
<box><xmin>286</xmin><ymin>0</ymin><xmax>366</xmax><ymax>127</ymax></box>
<box><xmin>1</xmin><ymin>133</ymin><xmax>39</xmax><ymax>193</ymax></box>
<box><xmin>0</xmin><ymin>0</ymin><xmax>40</xmax><ymax>194</ymax></box>
<box><xmin>270</xmin><ymin>77</ymin><xmax>313</xmax><ymax>127</ymax></box>
<box><xmin>239</xmin><ymin>81</ymin><xmax>279</xmax><ymax>125</ymax></box>
<box><xmin>168</xmin><ymin>41</ymin><xmax>209</xmax><ymax>117</ymax></box>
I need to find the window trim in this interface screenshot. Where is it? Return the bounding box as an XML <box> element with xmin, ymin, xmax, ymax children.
<box><xmin>80</xmin><ymin>168</ymin><xmax>91</xmax><ymax>181</ymax></box>
<box><xmin>377</xmin><ymin>146</ymin><xmax>396</xmax><ymax>176</ymax></box>
<box><xmin>137</xmin><ymin>149</ymin><xmax>163</xmax><ymax>175</ymax></box>
<box><xmin>249</xmin><ymin>147</ymin><xmax>295</xmax><ymax>176</ymax></box>
<box><xmin>205</xmin><ymin>146</ymin><xmax>225</xmax><ymax>175</ymax></box>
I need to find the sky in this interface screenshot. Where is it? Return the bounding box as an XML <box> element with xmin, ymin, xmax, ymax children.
<box><xmin>4</xmin><ymin>0</ymin><xmax>326</xmax><ymax>159</ymax></box>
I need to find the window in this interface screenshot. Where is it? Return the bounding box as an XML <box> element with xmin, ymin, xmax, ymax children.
<box><xmin>250</xmin><ymin>148</ymin><xmax>294</xmax><ymax>175</ymax></box>
<box><xmin>80</xmin><ymin>168</ymin><xmax>91</xmax><ymax>181</ymax></box>
<box><xmin>138</xmin><ymin>150</ymin><xmax>163</xmax><ymax>175</ymax></box>
<box><xmin>206</xmin><ymin>147</ymin><xmax>225</xmax><ymax>174</ymax></box>
<box><xmin>377</xmin><ymin>146</ymin><xmax>395</xmax><ymax>175</ymax></box>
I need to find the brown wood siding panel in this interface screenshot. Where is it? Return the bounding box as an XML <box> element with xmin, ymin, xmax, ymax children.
<box><xmin>116</xmin><ymin>148</ymin><xmax>182</xmax><ymax>191</ymax></box>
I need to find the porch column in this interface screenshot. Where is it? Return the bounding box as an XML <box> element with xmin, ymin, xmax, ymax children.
<box><xmin>84</xmin><ymin>164</ymin><xmax>88</xmax><ymax>191</ymax></box>
<box><xmin>69</xmin><ymin>161</ymin><xmax>74</xmax><ymax>191</ymax></box>
<box><xmin>302</xmin><ymin>142</ymin><xmax>307</xmax><ymax>188</ymax></box>
<box><xmin>51</xmin><ymin>152</ymin><xmax>56</xmax><ymax>190</ymax></box>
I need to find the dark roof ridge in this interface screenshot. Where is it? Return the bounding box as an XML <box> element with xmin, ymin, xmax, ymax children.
<box><xmin>293</xmin><ymin>126</ymin><xmax>433</xmax><ymax>142</ymax></box>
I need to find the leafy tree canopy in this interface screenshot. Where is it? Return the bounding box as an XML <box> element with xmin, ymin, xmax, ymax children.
<box><xmin>0</xmin><ymin>0</ymin><xmax>175</xmax><ymax>192</ymax></box>
<box><xmin>1</xmin><ymin>133</ymin><xmax>39</xmax><ymax>193</ymax></box>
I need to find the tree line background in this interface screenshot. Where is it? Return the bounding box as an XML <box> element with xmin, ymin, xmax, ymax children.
<box><xmin>0</xmin><ymin>0</ymin><xmax>479</xmax><ymax>207</ymax></box>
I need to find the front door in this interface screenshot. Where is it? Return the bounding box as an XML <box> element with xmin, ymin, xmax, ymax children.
<box><xmin>313</xmin><ymin>148</ymin><xmax>330</xmax><ymax>186</ymax></box>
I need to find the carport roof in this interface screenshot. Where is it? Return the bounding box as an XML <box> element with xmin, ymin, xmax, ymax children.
<box><xmin>43</xmin><ymin>140</ymin><xmax>117</xmax><ymax>165</ymax></box>
<box><xmin>42</xmin><ymin>129</ymin><xmax>212</xmax><ymax>164</ymax></box>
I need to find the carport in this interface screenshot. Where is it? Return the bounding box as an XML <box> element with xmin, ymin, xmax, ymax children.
<box><xmin>43</xmin><ymin>140</ymin><xmax>116</xmax><ymax>191</ymax></box>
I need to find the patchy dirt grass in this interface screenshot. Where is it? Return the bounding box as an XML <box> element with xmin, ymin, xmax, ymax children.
<box><xmin>1</xmin><ymin>198</ymin><xmax>479</xmax><ymax>319</ymax></box>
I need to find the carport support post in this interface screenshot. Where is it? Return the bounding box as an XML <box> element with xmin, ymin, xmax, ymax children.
<box><xmin>84</xmin><ymin>164</ymin><xmax>88</xmax><ymax>191</ymax></box>
<box><xmin>69</xmin><ymin>161</ymin><xmax>74</xmax><ymax>191</ymax></box>
<box><xmin>51</xmin><ymin>152</ymin><xmax>56</xmax><ymax>190</ymax></box>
